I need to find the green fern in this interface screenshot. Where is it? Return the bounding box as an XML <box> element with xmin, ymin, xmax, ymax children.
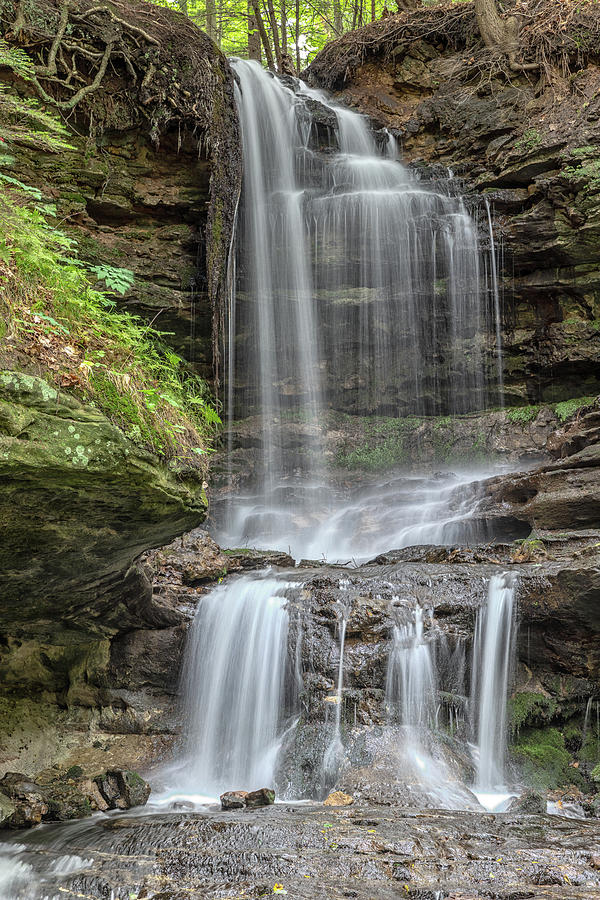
<box><xmin>0</xmin><ymin>43</ymin><xmax>72</xmax><ymax>153</ymax></box>
<box><xmin>0</xmin><ymin>41</ymin><xmax>34</xmax><ymax>80</ymax></box>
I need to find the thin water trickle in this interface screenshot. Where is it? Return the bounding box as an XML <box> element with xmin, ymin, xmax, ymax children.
<box><xmin>384</xmin><ymin>601</ymin><xmax>480</xmax><ymax>810</ymax></box>
<box><xmin>484</xmin><ymin>197</ymin><xmax>504</xmax><ymax>407</ymax></box>
<box><xmin>323</xmin><ymin>588</ymin><xmax>351</xmax><ymax>782</ymax></box>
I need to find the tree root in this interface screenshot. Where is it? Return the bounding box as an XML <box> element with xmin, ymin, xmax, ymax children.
<box><xmin>73</xmin><ymin>6</ymin><xmax>160</xmax><ymax>46</ymax></box>
<box><xmin>18</xmin><ymin>0</ymin><xmax>164</xmax><ymax>113</ymax></box>
<box><xmin>32</xmin><ymin>40</ymin><xmax>114</xmax><ymax>111</ymax></box>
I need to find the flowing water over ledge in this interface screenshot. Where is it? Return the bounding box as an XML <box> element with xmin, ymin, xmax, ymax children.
<box><xmin>213</xmin><ymin>468</ymin><xmax>528</xmax><ymax>563</ymax></box>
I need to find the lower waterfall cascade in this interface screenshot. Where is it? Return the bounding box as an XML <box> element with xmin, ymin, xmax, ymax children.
<box><xmin>177</xmin><ymin>574</ymin><xmax>294</xmax><ymax>799</ymax></box>
<box><xmin>471</xmin><ymin>572</ymin><xmax>517</xmax><ymax>801</ymax></box>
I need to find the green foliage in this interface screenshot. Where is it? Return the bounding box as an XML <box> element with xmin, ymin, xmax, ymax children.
<box><xmin>506</xmin><ymin>404</ymin><xmax>540</xmax><ymax>425</ymax></box>
<box><xmin>0</xmin><ymin>42</ymin><xmax>73</xmax><ymax>154</ymax></box>
<box><xmin>89</xmin><ymin>264</ymin><xmax>135</xmax><ymax>296</ymax></box>
<box><xmin>0</xmin><ymin>179</ymin><xmax>220</xmax><ymax>459</ymax></box>
<box><xmin>508</xmin><ymin>692</ymin><xmax>558</xmax><ymax>733</ymax></box>
<box><xmin>554</xmin><ymin>395</ymin><xmax>595</xmax><ymax>422</ymax></box>
<box><xmin>0</xmin><ymin>40</ymin><xmax>34</xmax><ymax>79</ymax></box>
<box><xmin>512</xmin><ymin>728</ymin><xmax>577</xmax><ymax>790</ymax></box>
<box><xmin>151</xmin><ymin>0</ymin><xmax>396</xmax><ymax>65</ymax></box>
<box><xmin>511</xmin><ymin>538</ymin><xmax>547</xmax><ymax>563</ymax></box>
<box><xmin>563</xmin><ymin>158</ymin><xmax>600</xmax><ymax>193</ymax></box>
<box><xmin>514</xmin><ymin>129</ymin><xmax>543</xmax><ymax>152</ymax></box>
<box><xmin>336</xmin><ymin>416</ymin><xmax>422</xmax><ymax>471</ymax></box>
<box><xmin>569</xmin><ymin>145</ymin><xmax>597</xmax><ymax>158</ymax></box>
<box><xmin>0</xmin><ymin>61</ymin><xmax>220</xmax><ymax>459</ymax></box>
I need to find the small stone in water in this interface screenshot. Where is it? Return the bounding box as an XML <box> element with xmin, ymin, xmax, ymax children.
<box><xmin>324</xmin><ymin>791</ymin><xmax>353</xmax><ymax>807</ymax></box>
<box><xmin>220</xmin><ymin>790</ymin><xmax>248</xmax><ymax>810</ymax></box>
<box><xmin>246</xmin><ymin>788</ymin><xmax>275</xmax><ymax>808</ymax></box>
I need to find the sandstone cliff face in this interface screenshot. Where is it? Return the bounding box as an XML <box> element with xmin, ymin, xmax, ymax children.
<box><xmin>2</xmin><ymin>0</ymin><xmax>241</xmax><ymax>381</ymax></box>
<box><xmin>306</xmin><ymin>4</ymin><xmax>600</xmax><ymax>407</ymax></box>
<box><xmin>0</xmin><ymin>370</ymin><xmax>209</xmax><ymax>776</ymax></box>
<box><xmin>0</xmin><ymin>0</ymin><xmax>240</xmax><ymax>776</ymax></box>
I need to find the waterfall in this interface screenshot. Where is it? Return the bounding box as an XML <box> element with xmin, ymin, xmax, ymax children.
<box><xmin>386</xmin><ymin>605</ymin><xmax>437</xmax><ymax>730</ymax></box>
<box><xmin>322</xmin><ymin>593</ymin><xmax>349</xmax><ymax>782</ymax></box>
<box><xmin>484</xmin><ymin>197</ymin><xmax>504</xmax><ymax>407</ymax></box>
<box><xmin>220</xmin><ymin>59</ymin><xmax>501</xmax><ymax>558</ymax></box>
<box><xmin>470</xmin><ymin>573</ymin><xmax>516</xmax><ymax>792</ymax></box>
<box><xmin>169</xmin><ymin>64</ymin><xmax>515</xmax><ymax>811</ymax></box>
<box><xmin>179</xmin><ymin>573</ymin><xmax>293</xmax><ymax>797</ymax></box>
<box><xmin>385</xmin><ymin>602</ymin><xmax>479</xmax><ymax>810</ymax></box>
<box><xmin>231</xmin><ymin>60</ymin><xmax>322</xmax><ymax>499</ymax></box>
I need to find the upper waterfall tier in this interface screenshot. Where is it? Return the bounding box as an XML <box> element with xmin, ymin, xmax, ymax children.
<box><xmin>230</xmin><ymin>59</ymin><xmax>500</xmax><ymax>440</ymax></box>
<box><xmin>220</xmin><ymin>60</ymin><xmax>503</xmax><ymax>556</ymax></box>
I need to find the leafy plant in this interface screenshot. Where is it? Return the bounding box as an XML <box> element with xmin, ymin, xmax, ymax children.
<box><xmin>514</xmin><ymin>129</ymin><xmax>542</xmax><ymax>152</ymax></box>
<box><xmin>0</xmin><ymin>55</ymin><xmax>220</xmax><ymax>461</ymax></box>
<box><xmin>563</xmin><ymin>159</ymin><xmax>600</xmax><ymax>193</ymax></box>
<box><xmin>506</xmin><ymin>404</ymin><xmax>540</xmax><ymax>425</ymax></box>
<box><xmin>554</xmin><ymin>396</ymin><xmax>595</xmax><ymax>422</ymax></box>
<box><xmin>0</xmin><ymin>172</ymin><xmax>219</xmax><ymax>460</ymax></box>
<box><xmin>89</xmin><ymin>264</ymin><xmax>135</xmax><ymax>296</ymax></box>
<box><xmin>0</xmin><ymin>42</ymin><xmax>73</xmax><ymax>154</ymax></box>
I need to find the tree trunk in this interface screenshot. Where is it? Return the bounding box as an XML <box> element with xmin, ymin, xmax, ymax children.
<box><xmin>333</xmin><ymin>0</ymin><xmax>343</xmax><ymax>36</ymax></box>
<box><xmin>473</xmin><ymin>0</ymin><xmax>538</xmax><ymax>71</ymax></box>
<box><xmin>280</xmin><ymin>0</ymin><xmax>287</xmax><ymax>54</ymax></box>
<box><xmin>266</xmin><ymin>0</ymin><xmax>283</xmax><ymax>70</ymax></box>
<box><xmin>295</xmin><ymin>0</ymin><xmax>301</xmax><ymax>73</ymax></box>
<box><xmin>248</xmin><ymin>0</ymin><xmax>262</xmax><ymax>60</ymax></box>
<box><xmin>206</xmin><ymin>0</ymin><xmax>218</xmax><ymax>44</ymax></box>
<box><xmin>250</xmin><ymin>0</ymin><xmax>276</xmax><ymax>69</ymax></box>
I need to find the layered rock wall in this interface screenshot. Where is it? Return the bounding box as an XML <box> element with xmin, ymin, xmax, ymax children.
<box><xmin>306</xmin><ymin>3</ymin><xmax>600</xmax><ymax>406</ymax></box>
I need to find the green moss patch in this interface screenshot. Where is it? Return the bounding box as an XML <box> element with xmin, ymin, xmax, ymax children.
<box><xmin>509</xmin><ymin>692</ymin><xmax>558</xmax><ymax>732</ymax></box>
<box><xmin>512</xmin><ymin>727</ymin><xmax>580</xmax><ymax>790</ymax></box>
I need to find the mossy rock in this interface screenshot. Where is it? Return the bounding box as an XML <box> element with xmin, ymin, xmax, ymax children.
<box><xmin>0</xmin><ymin>369</ymin><xmax>207</xmax><ymax>620</ymax></box>
<box><xmin>509</xmin><ymin>692</ymin><xmax>558</xmax><ymax>732</ymax></box>
<box><xmin>511</xmin><ymin>727</ymin><xmax>578</xmax><ymax>790</ymax></box>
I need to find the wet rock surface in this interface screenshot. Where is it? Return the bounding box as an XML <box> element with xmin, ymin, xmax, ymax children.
<box><xmin>5</xmin><ymin>804</ymin><xmax>600</xmax><ymax>898</ymax></box>
<box><xmin>0</xmin><ymin>767</ymin><xmax>150</xmax><ymax>828</ymax></box>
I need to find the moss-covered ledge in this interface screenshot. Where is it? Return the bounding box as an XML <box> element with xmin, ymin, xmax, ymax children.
<box><xmin>0</xmin><ymin>369</ymin><xmax>207</xmax><ymax>618</ymax></box>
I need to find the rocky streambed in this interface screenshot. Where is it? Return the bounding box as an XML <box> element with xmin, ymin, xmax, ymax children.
<box><xmin>2</xmin><ymin>801</ymin><xmax>600</xmax><ymax>899</ymax></box>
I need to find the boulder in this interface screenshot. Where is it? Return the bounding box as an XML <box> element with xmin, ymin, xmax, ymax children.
<box><xmin>94</xmin><ymin>769</ymin><xmax>151</xmax><ymax>810</ymax></box>
<box><xmin>0</xmin><ymin>790</ymin><xmax>15</xmax><ymax>826</ymax></box>
<box><xmin>0</xmin><ymin>370</ymin><xmax>208</xmax><ymax>614</ymax></box>
<box><xmin>0</xmin><ymin>766</ymin><xmax>150</xmax><ymax>827</ymax></box>
<box><xmin>0</xmin><ymin>773</ymin><xmax>49</xmax><ymax>827</ymax></box>
<box><xmin>220</xmin><ymin>790</ymin><xmax>249</xmax><ymax>810</ymax></box>
<box><xmin>148</xmin><ymin>529</ymin><xmax>230</xmax><ymax>588</ymax></box>
<box><xmin>246</xmin><ymin>788</ymin><xmax>275</xmax><ymax>808</ymax></box>
<box><xmin>508</xmin><ymin>789</ymin><xmax>546</xmax><ymax>815</ymax></box>
<box><xmin>324</xmin><ymin>791</ymin><xmax>354</xmax><ymax>807</ymax></box>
